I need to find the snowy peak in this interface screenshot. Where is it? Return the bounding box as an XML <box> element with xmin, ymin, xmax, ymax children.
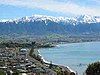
<box><xmin>76</xmin><ymin>15</ymin><xmax>98</xmax><ymax>23</ymax></box>
<box><xmin>0</xmin><ymin>15</ymin><xmax>100</xmax><ymax>24</ymax></box>
<box><xmin>94</xmin><ymin>16</ymin><xmax>100</xmax><ymax>22</ymax></box>
<box><xmin>18</xmin><ymin>14</ymin><xmax>100</xmax><ymax>24</ymax></box>
<box><xmin>16</xmin><ymin>14</ymin><xmax>77</xmax><ymax>24</ymax></box>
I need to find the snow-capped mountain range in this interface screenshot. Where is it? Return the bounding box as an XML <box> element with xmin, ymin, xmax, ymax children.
<box><xmin>0</xmin><ymin>14</ymin><xmax>100</xmax><ymax>37</ymax></box>
<box><xmin>1</xmin><ymin>15</ymin><xmax>100</xmax><ymax>25</ymax></box>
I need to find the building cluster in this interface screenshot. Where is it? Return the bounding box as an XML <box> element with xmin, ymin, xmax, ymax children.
<box><xmin>0</xmin><ymin>48</ymin><xmax>57</xmax><ymax>75</ymax></box>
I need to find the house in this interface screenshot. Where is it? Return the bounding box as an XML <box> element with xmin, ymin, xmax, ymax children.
<box><xmin>18</xmin><ymin>49</ymin><xmax>28</xmax><ymax>60</ymax></box>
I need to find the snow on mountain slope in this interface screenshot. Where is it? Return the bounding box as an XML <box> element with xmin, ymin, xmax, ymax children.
<box><xmin>0</xmin><ymin>15</ymin><xmax>100</xmax><ymax>25</ymax></box>
<box><xmin>76</xmin><ymin>15</ymin><xmax>98</xmax><ymax>23</ymax></box>
<box><xmin>17</xmin><ymin>14</ymin><xmax>100</xmax><ymax>24</ymax></box>
<box><xmin>0</xmin><ymin>14</ymin><xmax>100</xmax><ymax>36</ymax></box>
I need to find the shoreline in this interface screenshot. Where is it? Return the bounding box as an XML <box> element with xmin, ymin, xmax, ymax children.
<box><xmin>38</xmin><ymin>41</ymin><xmax>100</xmax><ymax>75</ymax></box>
<box><xmin>56</xmin><ymin>41</ymin><xmax>100</xmax><ymax>47</ymax></box>
<box><xmin>31</xmin><ymin>41</ymin><xmax>100</xmax><ymax>75</ymax></box>
<box><xmin>37</xmin><ymin>48</ymin><xmax>76</xmax><ymax>74</ymax></box>
<box><xmin>38</xmin><ymin>51</ymin><xmax>50</xmax><ymax>64</ymax></box>
<box><xmin>57</xmin><ymin>41</ymin><xmax>100</xmax><ymax>45</ymax></box>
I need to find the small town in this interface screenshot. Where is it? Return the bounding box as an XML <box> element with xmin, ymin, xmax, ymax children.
<box><xmin>0</xmin><ymin>42</ymin><xmax>76</xmax><ymax>75</ymax></box>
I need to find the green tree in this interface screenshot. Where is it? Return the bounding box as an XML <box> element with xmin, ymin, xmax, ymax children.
<box><xmin>86</xmin><ymin>62</ymin><xmax>100</xmax><ymax>75</ymax></box>
<box><xmin>31</xmin><ymin>41</ymin><xmax>36</xmax><ymax>48</ymax></box>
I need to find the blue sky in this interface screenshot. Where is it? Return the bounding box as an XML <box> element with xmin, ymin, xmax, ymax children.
<box><xmin>0</xmin><ymin>0</ymin><xmax>100</xmax><ymax>19</ymax></box>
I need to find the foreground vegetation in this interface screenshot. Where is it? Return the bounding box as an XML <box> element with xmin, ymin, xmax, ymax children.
<box><xmin>86</xmin><ymin>61</ymin><xmax>100</xmax><ymax>75</ymax></box>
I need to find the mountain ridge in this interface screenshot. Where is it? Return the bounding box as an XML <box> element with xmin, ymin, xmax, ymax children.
<box><xmin>0</xmin><ymin>14</ymin><xmax>100</xmax><ymax>38</ymax></box>
<box><xmin>1</xmin><ymin>14</ymin><xmax>100</xmax><ymax>24</ymax></box>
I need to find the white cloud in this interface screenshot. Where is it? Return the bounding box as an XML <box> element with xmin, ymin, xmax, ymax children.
<box><xmin>92</xmin><ymin>0</ymin><xmax>100</xmax><ymax>3</ymax></box>
<box><xmin>0</xmin><ymin>0</ymin><xmax>100</xmax><ymax>16</ymax></box>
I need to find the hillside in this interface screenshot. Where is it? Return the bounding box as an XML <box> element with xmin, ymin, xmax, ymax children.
<box><xmin>0</xmin><ymin>15</ymin><xmax>100</xmax><ymax>41</ymax></box>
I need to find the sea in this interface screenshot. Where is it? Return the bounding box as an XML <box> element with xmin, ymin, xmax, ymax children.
<box><xmin>39</xmin><ymin>42</ymin><xmax>100</xmax><ymax>75</ymax></box>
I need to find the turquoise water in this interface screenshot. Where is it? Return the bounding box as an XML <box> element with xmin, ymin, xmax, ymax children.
<box><xmin>39</xmin><ymin>42</ymin><xmax>100</xmax><ymax>75</ymax></box>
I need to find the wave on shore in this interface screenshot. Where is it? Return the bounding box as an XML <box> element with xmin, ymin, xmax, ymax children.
<box><xmin>38</xmin><ymin>49</ymin><xmax>76</xmax><ymax>74</ymax></box>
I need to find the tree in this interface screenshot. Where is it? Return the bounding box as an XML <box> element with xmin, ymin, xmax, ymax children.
<box><xmin>86</xmin><ymin>62</ymin><xmax>100</xmax><ymax>75</ymax></box>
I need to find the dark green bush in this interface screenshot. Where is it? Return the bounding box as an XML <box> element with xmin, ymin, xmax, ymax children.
<box><xmin>86</xmin><ymin>62</ymin><xmax>100</xmax><ymax>75</ymax></box>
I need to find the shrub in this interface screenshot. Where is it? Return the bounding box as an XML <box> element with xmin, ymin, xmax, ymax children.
<box><xmin>86</xmin><ymin>61</ymin><xmax>100</xmax><ymax>75</ymax></box>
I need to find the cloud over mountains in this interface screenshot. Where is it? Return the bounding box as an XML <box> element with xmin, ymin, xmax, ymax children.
<box><xmin>0</xmin><ymin>0</ymin><xmax>100</xmax><ymax>16</ymax></box>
